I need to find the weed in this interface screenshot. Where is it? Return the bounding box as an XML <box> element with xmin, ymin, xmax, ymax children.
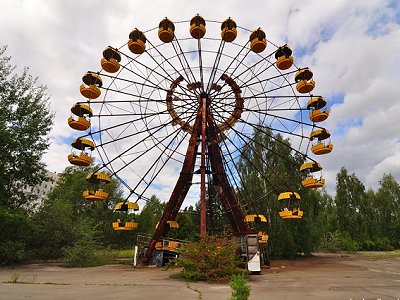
<box><xmin>10</xmin><ymin>272</ymin><xmax>20</xmax><ymax>283</ymax></box>
<box><xmin>229</xmin><ymin>274</ymin><xmax>251</xmax><ymax>300</ymax></box>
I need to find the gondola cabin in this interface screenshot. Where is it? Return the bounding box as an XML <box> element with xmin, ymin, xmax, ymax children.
<box><xmin>113</xmin><ymin>221</ymin><xmax>138</xmax><ymax>231</ymax></box>
<box><xmin>83</xmin><ymin>171</ymin><xmax>111</xmax><ymax>201</ymax></box>
<box><xmin>307</xmin><ymin>97</ymin><xmax>330</xmax><ymax>122</ymax></box>
<box><xmin>158</xmin><ymin>18</ymin><xmax>175</xmax><ymax>43</ymax></box>
<box><xmin>295</xmin><ymin>68</ymin><xmax>315</xmax><ymax>94</ymax></box>
<box><xmin>156</xmin><ymin>220</ymin><xmax>179</xmax><ymax>229</ymax></box>
<box><xmin>257</xmin><ymin>231</ymin><xmax>269</xmax><ymax>245</ymax></box>
<box><xmin>300</xmin><ymin>162</ymin><xmax>325</xmax><ymax>188</ymax></box>
<box><xmin>128</xmin><ymin>29</ymin><xmax>146</xmax><ymax>54</ymax></box>
<box><xmin>86</xmin><ymin>172</ymin><xmax>111</xmax><ymax>184</ymax></box>
<box><xmin>83</xmin><ymin>189</ymin><xmax>109</xmax><ymax>201</ymax></box>
<box><xmin>68</xmin><ymin>103</ymin><xmax>93</xmax><ymax>131</ymax></box>
<box><xmin>278</xmin><ymin>192</ymin><xmax>303</xmax><ymax>219</ymax></box>
<box><xmin>249</xmin><ymin>28</ymin><xmax>266</xmax><ymax>53</ymax></box>
<box><xmin>68</xmin><ymin>137</ymin><xmax>95</xmax><ymax>166</ymax></box>
<box><xmin>221</xmin><ymin>18</ymin><xmax>237</xmax><ymax>42</ymax></box>
<box><xmin>245</xmin><ymin>214</ymin><xmax>267</xmax><ymax>223</ymax></box>
<box><xmin>101</xmin><ymin>47</ymin><xmax>121</xmax><ymax>73</ymax></box>
<box><xmin>80</xmin><ymin>72</ymin><xmax>102</xmax><ymax>99</ymax></box>
<box><xmin>115</xmin><ymin>201</ymin><xmax>139</xmax><ymax>212</ymax></box>
<box><xmin>275</xmin><ymin>45</ymin><xmax>294</xmax><ymax>70</ymax></box>
<box><xmin>310</xmin><ymin>129</ymin><xmax>333</xmax><ymax>155</ymax></box>
<box><xmin>190</xmin><ymin>14</ymin><xmax>206</xmax><ymax>39</ymax></box>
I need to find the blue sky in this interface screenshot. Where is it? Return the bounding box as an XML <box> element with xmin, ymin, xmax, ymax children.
<box><xmin>1</xmin><ymin>0</ymin><xmax>400</xmax><ymax>202</ymax></box>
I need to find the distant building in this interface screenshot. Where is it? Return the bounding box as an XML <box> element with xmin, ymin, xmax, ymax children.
<box><xmin>27</xmin><ymin>170</ymin><xmax>60</xmax><ymax>208</ymax></box>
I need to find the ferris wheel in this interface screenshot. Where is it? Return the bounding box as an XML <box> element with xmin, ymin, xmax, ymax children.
<box><xmin>67</xmin><ymin>15</ymin><xmax>332</xmax><ymax>263</ymax></box>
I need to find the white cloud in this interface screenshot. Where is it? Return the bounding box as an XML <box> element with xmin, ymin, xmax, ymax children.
<box><xmin>1</xmin><ymin>0</ymin><xmax>399</xmax><ymax>204</ymax></box>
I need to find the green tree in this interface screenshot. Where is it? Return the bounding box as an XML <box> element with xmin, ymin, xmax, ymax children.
<box><xmin>0</xmin><ymin>46</ymin><xmax>53</xmax><ymax>211</ymax></box>
<box><xmin>335</xmin><ymin>167</ymin><xmax>367</xmax><ymax>243</ymax></box>
<box><xmin>0</xmin><ymin>46</ymin><xmax>53</xmax><ymax>264</ymax></box>
<box><xmin>136</xmin><ymin>195</ymin><xmax>164</xmax><ymax>236</ymax></box>
<box><xmin>33</xmin><ymin>166</ymin><xmax>124</xmax><ymax>258</ymax></box>
<box><xmin>236</xmin><ymin>126</ymin><xmax>317</xmax><ymax>258</ymax></box>
<box><xmin>374</xmin><ymin>174</ymin><xmax>400</xmax><ymax>247</ymax></box>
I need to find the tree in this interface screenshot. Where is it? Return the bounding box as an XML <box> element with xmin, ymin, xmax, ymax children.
<box><xmin>136</xmin><ymin>195</ymin><xmax>164</xmax><ymax>236</ymax></box>
<box><xmin>374</xmin><ymin>174</ymin><xmax>400</xmax><ymax>247</ymax></box>
<box><xmin>33</xmin><ymin>166</ymin><xmax>124</xmax><ymax>258</ymax></box>
<box><xmin>335</xmin><ymin>167</ymin><xmax>367</xmax><ymax>242</ymax></box>
<box><xmin>0</xmin><ymin>46</ymin><xmax>53</xmax><ymax>210</ymax></box>
<box><xmin>236</xmin><ymin>126</ymin><xmax>316</xmax><ymax>258</ymax></box>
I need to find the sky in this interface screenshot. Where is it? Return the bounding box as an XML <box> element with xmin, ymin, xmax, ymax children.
<box><xmin>1</xmin><ymin>0</ymin><xmax>400</xmax><ymax>204</ymax></box>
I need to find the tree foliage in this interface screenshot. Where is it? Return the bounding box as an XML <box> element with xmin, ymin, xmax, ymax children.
<box><xmin>33</xmin><ymin>166</ymin><xmax>125</xmax><ymax>259</ymax></box>
<box><xmin>236</xmin><ymin>126</ymin><xmax>318</xmax><ymax>258</ymax></box>
<box><xmin>173</xmin><ymin>236</ymin><xmax>245</xmax><ymax>281</ymax></box>
<box><xmin>0</xmin><ymin>46</ymin><xmax>53</xmax><ymax>211</ymax></box>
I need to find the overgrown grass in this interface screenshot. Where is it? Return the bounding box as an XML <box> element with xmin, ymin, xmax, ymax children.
<box><xmin>359</xmin><ymin>250</ymin><xmax>400</xmax><ymax>258</ymax></box>
<box><xmin>9</xmin><ymin>272</ymin><xmax>21</xmax><ymax>283</ymax></box>
<box><xmin>94</xmin><ymin>249</ymin><xmax>134</xmax><ymax>265</ymax></box>
<box><xmin>63</xmin><ymin>247</ymin><xmax>134</xmax><ymax>267</ymax></box>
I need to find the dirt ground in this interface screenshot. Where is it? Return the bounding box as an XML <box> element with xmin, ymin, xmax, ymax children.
<box><xmin>0</xmin><ymin>253</ymin><xmax>399</xmax><ymax>300</ymax></box>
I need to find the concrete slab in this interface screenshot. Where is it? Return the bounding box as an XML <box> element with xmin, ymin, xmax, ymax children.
<box><xmin>0</xmin><ymin>253</ymin><xmax>399</xmax><ymax>300</ymax></box>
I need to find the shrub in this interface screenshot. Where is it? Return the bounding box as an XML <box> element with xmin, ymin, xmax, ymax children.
<box><xmin>230</xmin><ymin>274</ymin><xmax>251</xmax><ymax>300</ymax></box>
<box><xmin>372</xmin><ymin>237</ymin><xmax>394</xmax><ymax>251</ymax></box>
<box><xmin>173</xmin><ymin>235</ymin><xmax>245</xmax><ymax>281</ymax></box>
<box><xmin>0</xmin><ymin>241</ymin><xmax>27</xmax><ymax>265</ymax></box>
<box><xmin>318</xmin><ymin>231</ymin><xmax>359</xmax><ymax>252</ymax></box>
<box><xmin>64</xmin><ymin>240</ymin><xmax>101</xmax><ymax>267</ymax></box>
<box><xmin>63</xmin><ymin>218</ymin><xmax>102</xmax><ymax>267</ymax></box>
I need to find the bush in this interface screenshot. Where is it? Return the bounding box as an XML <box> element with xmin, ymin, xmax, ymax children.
<box><xmin>318</xmin><ymin>231</ymin><xmax>359</xmax><ymax>252</ymax></box>
<box><xmin>363</xmin><ymin>238</ymin><xmax>394</xmax><ymax>251</ymax></box>
<box><xmin>0</xmin><ymin>241</ymin><xmax>27</xmax><ymax>265</ymax></box>
<box><xmin>230</xmin><ymin>274</ymin><xmax>251</xmax><ymax>300</ymax></box>
<box><xmin>173</xmin><ymin>235</ymin><xmax>245</xmax><ymax>281</ymax></box>
<box><xmin>0</xmin><ymin>208</ymin><xmax>35</xmax><ymax>264</ymax></box>
<box><xmin>63</xmin><ymin>218</ymin><xmax>102</xmax><ymax>267</ymax></box>
<box><xmin>64</xmin><ymin>241</ymin><xmax>101</xmax><ymax>267</ymax></box>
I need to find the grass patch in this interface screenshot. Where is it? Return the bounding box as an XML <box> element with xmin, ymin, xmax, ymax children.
<box><xmin>359</xmin><ymin>250</ymin><xmax>400</xmax><ymax>258</ymax></box>
<box><xmin>94</xmin><ymin>248</ymin><xmax>134</xmax><ymax>265</ymax></box>
<box><xmin>10</xmin><ymin>272</ymin><xmax>20</xmax><ymax>283</ymax></box>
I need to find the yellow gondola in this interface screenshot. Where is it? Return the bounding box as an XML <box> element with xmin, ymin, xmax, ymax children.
<box><xmin>307</xmin><ymin>97</ymin><xmax>329</xmax><ymax>122</ymax></box>
<box><xmin>310</xmin><ymin>129</ymin><xmax>333</xmax><ymax>155</ymax></box>
<box><xmin>71</xmin><ymin>137</ymin><xmax>95</xmax><ymax>150</ymax></box>
<box><xmin>244</xmin><ymin>214</ymin><xmax>267</xmax><ymax>223</ymax></box>
<box><xmin>300</xmin><ymin>162</ymin><xmax>325</xmax><ymax>188</ymax></box>
<box><xmin>275</xmin><ymin>45</ymin><xmax>294</xmax><ymax>70</ymax></box>
<box><xmin>80</xmin><ymin>72</ymin><xmax>102</xmax><ymax>99</ymax></box>
<box><xmin>68</xmin><ymin>103</ymin><xmax>93</xmax><ymax>131</ymax></box>
<box><xmin>249</xmin><ymin>28</ymin><xmax>266</xmax><ymax>53</ymax></box>
<box><xmin>156</xmin><ymin>220</ymin><xmax>179</xmax><ymax>229</ymax></box>
<box><xmin>112</xmin><ymin>221</ymin><xmax>138</xmax><ymax>231</ymax></box>
<box><xmin>83</xmin><ymin>189</ymin><xmax>109</xmax><ymax>201</ymax></box>
<box><xmin>221</xmin><ymin>17</ymin><xmax>237</xmax><ymax>42</ymax></box>
<box><xmin>101</xmin><ymin>47</ymin><xmax>121</xmax><ymax>73</ymax></box>
<box><xmin>68</xmin><ymin>137</ymin><xmax>95</xmax><ymax>166</ymax></box>
<box><xmin>277</xmin><ymin>192</ymin><xmax>303</xmax><ymax>219</ymax></box>
<box><xmin>164</xmin><ymin>241</ymin><xmax>180</xmax><ymax>251</ymax></box>
<box><xmin>295</xmin><ymin>68</ymin><xmax>315</xmax><ymax>94</ymax></box>
<box><xmin>83</xmin><ymin>171</ymin><xmax>111</xmax><ymax>201</ymax></box>
<box><xmin>128</xmin><ymin>29</ymin><xmax>146</xmax><ymax>54</ymax></box>
<box><xmin>155</xmin><ymin>240</ymin><xmax>180</xmax><ymax>251</ymax></box>
<box><xmin>158</xmin><ymin>18</ymin><xmax>175</xmax><ymax>43</ymax></box>
<box><xmin>190</xmin><ymin>14</ymin><xmax>206</xmax><ymax>39</ymax></box>
<box><xmin>86</xmin><ymin>172</ymin><xmax>111</xmax><ymax>184</ymax></box>
<box><xmin>115</xmin><ymin>201</ymin><xmax>139</xmax><ymax>212</ymax></box>
<box><xmin>257</xmin><ymin>231</ymin><xmax>269</xmax><ymax>245</ymax></box>
<box><xmin>68</xmin><ymin>153</ymin><xmax>92</xmax><ymax>166</ymax></box>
